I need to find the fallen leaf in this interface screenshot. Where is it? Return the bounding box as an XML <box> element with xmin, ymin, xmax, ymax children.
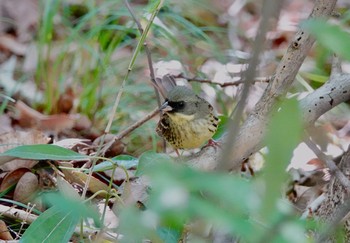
<box><xmin>60</xmin><ymin>162</ymin><xmax>111</xmax><ymax>197</ymax></box>
<box><xmin>0</xmin><ymin>130</ymin><xmax>50</xmax><ymax>171</ymax></box>
<box><xmin>54</xmin><ymin>138</ymin><xmax>91</xmax><ymax>155</ymax></box>
<box><xmin>118</xmin><ymin>176</ymin><xmax>149</xmax><ymax>208</ymax></box>
<box><xmin>0</xmin><ymin>220</ymin><xmax>13</xmax><ymax>240</ymax></box>
<box><xmin>57</xmin><ymin>86</ymin><xmax>75</xmax><ymax>113</ymax></box>
<box><xmin>0</xmin><ymin>114</ymin><xmax>13</xmax><ymax>134</ymax></box>
<box><xmin>0</xmin><ymin>35</ymin><xmax>27</xmax><ymax>55</ymax></box>
<box><xmin>72</xmin><ymin>114</ymin><xmax>92</xmax><ymax>132</ymax></box>
<box><xmin>0</xmin><ymin>167</ymin><xmax>30</xmax><ymax>192</ymax></box>
<box><xmin>13</xmin><ymin>172</ymin><xmax>39</xmax><ymax>203</ymax></box>
<box><xmin>73</xmin><ymin>171</ymin><xmax>111</xmax><ymax>197</ymax></box>
<box><xmin>15</xmin><ymin>101</ymin><xmax>76</xmax><ymax>133</ymax></box>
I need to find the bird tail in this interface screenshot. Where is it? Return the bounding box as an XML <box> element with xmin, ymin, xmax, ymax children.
<box><xmin>155</xmin><ymin>74</ymin><xmax>177</xmax><ymax>98</ymax></box>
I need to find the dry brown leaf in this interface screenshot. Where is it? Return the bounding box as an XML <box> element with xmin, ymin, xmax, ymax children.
<box><xmin>0</xmin><ymin>130</ymin><xmax>50</xmax><ymax>170</ymax></box>
<box><xmin>0</xmin><ymin>130</ymin><xmax>49</xmax><ymax>153</ymax></box>
<box><xmin>0</xmin><ymin>114</ymin><xmax>13</xmax><ymax>134</ymax></box>
<box><xmin>73</xmin><ymin>114</ymin><xmax>92</xmax><ymax>131</ymax></box>
<box><xmin>118</xmin><ymin>177</ymin><xmax>149</xmax><ymax>208</ymax></box>
<box><xmin>57</xmin><ymin>86</ymin><xmax>75</xmax><ymax>114</ymax></box>
<box><xmin>73</xmin><ymin>172</ymin><xmax>110</xmax><ymax>197</ymax></box>
<box><xmin>15</xmin><ymin>101</ymin><xmax>76</xmax><ymax>132</ymax></box>
<box><xmin>54</xmin><ymin>138</ymin><xmax>91</xmax><ymax>155</ymax></box>
<box><xmin>13</xmin><ymin>172</ymin><xmax>39</xmax><ymax>204</ymax></box>
<box><xmin>0</xmin><ymin>220</ymin><xmax>13</xmax><ymax>240</ymax></box>
<box><xmin>0</xmin><ymin>168</ymin><xmax>30</xmax><ymax>192</ymax></box>
<box><xmin>60</xmin><ymin>162</ymin><xmax>111</xmax><ymax>197</ymax></box>
<box><xmin>0</xmin><ymin>35</ymin><xmax>27</xmax><ymax>55</ymax></box>
<box><xmin>39</xmin><ymin>115</ymin><xmax>76</xmax><ymax>132</ymax></box>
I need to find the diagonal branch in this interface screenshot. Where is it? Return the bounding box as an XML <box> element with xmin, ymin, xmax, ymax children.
<box><xmin>304</xmin><ymin>137</ymin><xmax>350</xmax><ymax>189</ymax></box>
<box><xmin>186</xmin><ymin>0</ymin><xmax>338</xmax><ymax>171</ymax></box>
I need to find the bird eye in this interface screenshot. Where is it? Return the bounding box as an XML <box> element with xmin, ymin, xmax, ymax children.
<box><xmin>178</xmin><ymin>101</ymin><xmax>185</xmax><ymax>108</ymax></box>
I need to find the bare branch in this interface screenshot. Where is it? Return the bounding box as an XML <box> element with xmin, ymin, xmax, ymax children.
<box><xmin>300</xmin><ymin>73</ymin><xmax>350</xmax><ymax>124</ymax></box>
<box><xmin>186</xmin><ymin>0</ymin><xmax>338</xmax><ymax>171</ymax></box>
<box><xmin>177</xmin><ymin>73</ymin><xmax>272</xmax><ymax>87</ymax></box>
<box><xmin>218</xmin><ymin>0</ymin><xmax>284</xmax><ymax>171</ymax></box>
<box><xmin>115</xmin><ymin>107</ymin><xmax>160</xmax><ymax>141</ymax></box>
<box><xmin>304</xmin><ymin>137</ymin><xmax>350</xmax><ymax>189</ymax></box>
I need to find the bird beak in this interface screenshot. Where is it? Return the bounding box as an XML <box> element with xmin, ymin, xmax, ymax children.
<box><xmin>159</xmin><ymin>101</ymin><xmax>173</xmax><ymax>112</ymax></box>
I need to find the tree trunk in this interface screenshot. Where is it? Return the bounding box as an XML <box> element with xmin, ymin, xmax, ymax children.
<box><xmin>316</xmin><ymin>146</ymin><xmax>350</xmax><ymax>242</ymax></box>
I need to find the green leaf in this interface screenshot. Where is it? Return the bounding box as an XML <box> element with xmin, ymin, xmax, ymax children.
<box><xmin>136</xmin><ymin>151</ymin><xmax>172</xmax><ymax>176</ymax></box>
<box><xmin>261</xmin><ymin>98</ymin><xmax>303</xmax><ymax>220</ymax></box>
<box><xmin>146</xmin><ymin>0</ymin><xmax>161</xmax><ymax>13</ymax></box>
<box><xmin>302</xmin><ymin>19</ymin><xmax>350</xmax><ymax>61</ymax></box>
<box><xmin>188</xmin><ymin>195</ymin><xmax>253</xmax><ymax>238</ymax></box>
<box><xmin>21</xmin><ymin>205</ymin><xmax>79</xmax><ymax>243</ymax></box>
<box><xmin>42</xmin><ymin>192</ymin><xmax>100</xmax><ymax>225</ymax></box>
<box><xmin>118</xmin><ymin>207</ymin><xmax>153</xmax><ymax>243</ymax></box>
<box><xmin>21</xmin><ymin>192</ymin><xmax>101</xmax><ymax>242</ymax></box>
<box><xmin>300</xmin><ymin>72</ymin><xmax>328</xmax><ymax>83</ymax></box>
<box><xmin>0</xmin><ymin>144</ymin><xmax>89</xmax><ymax>161</ymax></box>
<box><xmin>93</xmin><ymin>155</ymin><xmax>139</xmax><ymax>172</ymax></box>
<box><xmin>146</xmin><ymin>161</ymin><xmax>257</xmax><ymax>240</ymax></box>
<box><xmin>212</xmin><ymin>115</ymin><xmax>229</xmax><ymax>140</ymax></box>
<box><xmin>157</xmin><ymin>227</ymin><xmax>181</xmax><ymax>243</ymax></box>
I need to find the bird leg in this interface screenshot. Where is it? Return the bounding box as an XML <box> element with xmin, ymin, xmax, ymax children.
<box><xmin>202</xmin><ymin>138</ymin><xmax>221</xmax><ymax>150</ymax></box>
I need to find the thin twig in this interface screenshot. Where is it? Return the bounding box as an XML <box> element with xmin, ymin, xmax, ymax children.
<box><xmin>123</xmin><ymin>0</ymin><xmax>162</xmax><ymax>104</ymax></box>
<box><xmin>105</xmin><ymin>0</ymin><xmax>164</xmax><ymax>134</ymax></box>
<box><xmin>304</xmin><ymin>137</ymin><xmax>350</xmax><ymax>190</ymax></box>
<box><xmin>177</xmin><ymin>73</ymin><xmax>272</xmax><ymax>87</ymax></box>
<box><xmin>186</xmin><ymin>0</ymin><xmax>338</xmax><ymax>172</ymax></box>
<box><xmin>217</xmin><ymin>0</ymin><xmax>284</xmax><ymax>171</ymax></box>
<box><xmin>124</xmin><ymin>0</ymin><xmax>166</xmax><ymax>152</ymax></box>
<box><xmin>300</xmin><ymin>193</ymin><xmax>326</xmax><ymax>219</ymax></box>
<box><xmin>83</xmin><ymin>1</ymin><xmax>164</xmax><ymax>201</ymax></box>
<box><xmin>115</xmin><ymin>107</ymin><xmax>160</xmax><ymax>141</ymax></box>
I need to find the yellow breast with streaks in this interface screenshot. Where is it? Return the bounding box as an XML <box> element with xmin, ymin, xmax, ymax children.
<box><xmin>162</xmin><ymin>112</ymin><xmax>218</xmax><ymax>149</ymax></box>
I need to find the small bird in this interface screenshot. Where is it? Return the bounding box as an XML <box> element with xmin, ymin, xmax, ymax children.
<box><xmin>156</xmin><ymin>85</ymin><xmax>219</xmax><ymax>153</ymax></box>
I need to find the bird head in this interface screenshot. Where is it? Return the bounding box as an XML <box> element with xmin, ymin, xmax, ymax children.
<box><xmin>159</xmin><ymin>86</ymin><xmax>209</xmax><ymax>118</ymax></box>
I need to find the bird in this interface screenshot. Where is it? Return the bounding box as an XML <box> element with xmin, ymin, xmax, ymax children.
<box><xmin>156</xmin><ymin>85</ymin><xmax>219</xmax><ymax>154</ymax></box>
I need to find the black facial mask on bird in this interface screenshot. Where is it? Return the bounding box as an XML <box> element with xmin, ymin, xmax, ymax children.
<box><xmin>160</xmin><ymin>99</ymin><xmax>187</xmax><ymax>113</ymax></box>
<box><xmin>159</xmin><ymin>100</ymin><xmax>173</xmax><ymax>112</ymax></box>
